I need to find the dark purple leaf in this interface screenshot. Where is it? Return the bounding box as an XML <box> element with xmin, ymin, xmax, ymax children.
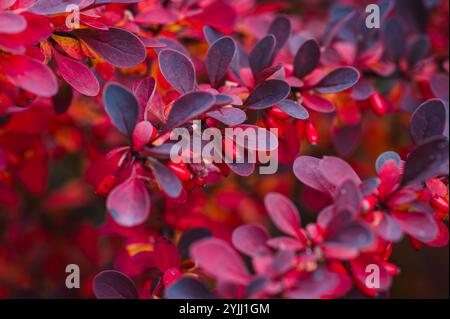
<box><xmin>375</xmin><ymin>151</ymin><xmax>401</xmax><ymax>174</ymax></box>
<box><xmin>207</xmin><ymin>107</ymin><xmax>246</xmax><ymax>126</ymax></box>
<box><xmin>147</xmin><ymin>158</ymin><xmax>183</xmax><ymax>198</ymax></box>
<box><xmin>294</xmin><ymin>39</ymin><xmax>320</xmax><ymax>79</ymax></box>
<box><xmin>93</xmin><ymin>270</ymin><xmax>139</xmax><ymax>299</ymax></box>
<box><xmin>430</xmin><ymin>74</ymin><xmax>449</xmax><ymax>101</ymax></box>
<box><xmin>103</xmin><ymin>83</ymin><xmax>139</xmax><ymax>138</ymax></box>
<box><xmin>203</xmin><ymin>26</ymin><xmax>224</xmax><ymax>45</ymax></box>
<box><xmin>159</xmin><ymin>49</ymin><xmax>196</xmax><ymax>94</ymax></box>
<box><xmin>327</xmin><ymin>221</ymin><xmax>375</xmax><ymax>249</ymax></box>
<box><xmin>254</xmin><ymin>64</ymin><xmax>283</xmax><ymax>85</ymax></box>
<box><xmin>267</xmin><ymin>15</ymin><xmax>291</xmax><ymax>55</ymax></box>
<box><xmin>315</xmin><ymin>67</ymin><xmax>360</xmax><ymax>94</ymax></box>
<box><xmin>249</xmin><ymin>35</ymin><xmax>276</xmax><ymax>78</ymax></box>
<box><xmin>214</xmin><ymin>94</ymin><xmax>235</xmax><ymax>106</ymax></box>
<box><xmin>178</xmin><ymin>228</ymin><xmax>212</xmax><ymax>260</ymax></box>
<box><xmin>383</xmin><ymin>17</ymin><xmax>406</xmax><ymax>62</ymax></box>
<box><xmin>156</xmin><ymin>37</ymin><xmax>190</xmax><ymax>56</ymax></box>
<box><xmin>206</xmin><ymin>37</ymin><xmax>236</xmax><ymax>88</ymax></box>
<box><xmin>52</xmin><ymin>83</ymin><xmax>73</xmax><ymax>115</ymax></box>
<box><xmin>165</xmin><ymin>277</ymin><xmax>216</xmax><ymax>299</ymax></box>
<box><xmin>401</xmin><ymin>136</ymin><xmax>449</xmax><ymax>187</ymax></box>
<box><xmin>331</xmin><ymin>123</ymin><xmax>362</xmax><ymax>157</ymax></box>
<box><xmin>74</xmin><ymin>27</ymin><xmax>146</xmax><ymax>68</ymax></box>
<box><xmin>245</xmin><ymin>80</ymin><xmax>290</xmax><ymax>110</ymax></box>
<box><xmin>28</xmin><ymin>0</ymin><xmax>89</xmax><ymax>15</ymax></box>
<box><xmin>277</xmin><ymin>99</ymin><xmax>309</xmax><ymax>120</ymax></box>
<box><xmin>410</xmin><ymin>99</ymin><xmax>447</xmax><ymax>144</ymax></box>
<box><xmin>407</xmin><ymin>35</ymin><xmax>430</xmax><ymax>66</ymax></box>
<box><xmin>166</xmin><ymin>91</ymin><xmax>215</xmax><ymax>130</ymax></box>
<box><xmin>232</xmin><ymin>224</ymin><xmax>270</xmax><ymax>257</ymax></box>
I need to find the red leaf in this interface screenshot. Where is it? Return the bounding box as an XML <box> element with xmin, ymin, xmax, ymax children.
<box><xmin>106</xmin><ymin>173</ymin><xmax>151</xmax><ymax>227</ymax></box>
<box><xmin>53</xmin><ymin>50</ymin><xmax>100</xmax><ymax>96</ymax></box>
<box><xmin>264</xmin><ymin>192</ymin><xmax>302</xmax><ymax>238</ymax></box>
<box><xmin>0</xmin><ymin>54</ymin><xmax>58</xmax><ymax>97</ymax></box>
<box><xmin>190</xmin><ymin>238</ymin><xmax>251</xmax><ymax>285</ymax></box>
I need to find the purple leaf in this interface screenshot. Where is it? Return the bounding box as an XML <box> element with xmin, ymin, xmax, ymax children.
<box><xmin>203</xmin><ymin>26</ymin><xmax>224</xmax><ymax>45</ymax></box>
<box><xmin>190</xmin><ymin>238</ymin><xmax>251</xmax><ymax>285</ymax></box>
<box><xmin>232</xmin><ymin>224</ymin><xmax>270</xmax><ymax>257</ymax></box>
<box><xmin>277</xmin><ymin>100</ymin><xmax>309</xmax><ymax>120</ymax></box>
<box><xmin>407</xmin><ymin>35</ymin><xmax>430</xmax><ymax>66</ymax></box>
<box><xmin>245</xmin><ymin>80</ymin><xmax>290</xmax><ymax>110</ymax></box>
<box><xmin>93</xmin><ymin>270</ymin><xmax>139</xmax><ymax>299</ymax></box>
<box><xmin>159</xmin><ymin>49</ymin><xmax>196</xmax><ymax>94</ymax></box>
<box><xmin>147</xmin><ymin>158</ymin><xmax>183</xmax><ymax>198</ymax></box>
<box><xmin>226</xmin><ymin>162</ymin><xmax>255</xmax><ymax>177</ymax></box>
<box><xmin>287</xmin><ymin>267</ymin><xmax>341</xmax><ymax>299</ymax></box>
<box><xmin>207</xmin><ymin>107</ymin><xmax>247</xmax><ymax>126</ymax></box>
<box><xmin>106</xmin><ymin>174</ymin><xmax>150</xmax><ymax>227</ymax></box>
<box><xmin>206</xmin><ymin>37</ymin><xmax>236</xmax><ymax>88</ymax></box>
<box><xmin>74</xmin><ymin>27</ymin><xmax>146</xmax><ymax>68</ymax></box>
<box><xmin>166</xmin><ymin>91</ymin><xmax>215</xmax><ymax>130</ymax></box>
<box><xmin>331</xmin><ymin>123</ymin><xmax>361</xmax><ymax>157</ymax></box>
<box><xmin>267</xmin><ymin>15</ymin><xmax>291</xmax><ymax>55</ymax></box>
<box><xmin>373</xmin><ymin>213</ymin><xmax>403</xmax><ymax>242</ymax></box>
<box><xmin>264</xmin><ymin>192</ymin><xmax>301</xmax><ymax>238</ymax></box>
<box><xmin>410</xmin><ymin>99</ymin><xmax>447</xmax><ymax>144</ymax></box>
<box><xmin>254</xmin><ymin>64</ymin><xmax>283</xmax><ymax>85</ymax></box>
<box><xmin>334</xmin><ymin>180</ymin><xmax>362</xmax><ymax>216</ymax></box>
<box><xmin>315</xmin><ymin>67</ymin><xmax>360</xmax><ymax>94</ymax></box>
<box><xmin>249</xmin><ymin>35</ymin><xmax>276</xmax><ymax>78</ymax></box>
<box><xmin>430</xmin><ymin>74</ymin><xmax>449</xmax><ymax>101</ymax></box>
<box><xmin>28</xmin><ymin>0</ymin><xmax>90</xmax><ymax>15</ymax></box>
<box><xmin>327</xmin><ymin>222</ymin><xmax>375</xmax><ymax>250</ymax></box>
<box><xmin>392</xmin><ymin>211</ymin><xmax>439</xmax><ymax>243</ymax></box>
<box><xmin>319</xmin><ymin>156</ymin><xmax>361</xmax><ymax>190</ymax></box>
<box><xmin>401</xmin><ymin>136</ymin><xmax>449</xmax><ymax>187</ymax></box>
<box><xmin>294</xmin><ymin>39</ymin><xmax>321</xmax><ymax>79</ymax></box>
<box><xmin>383</xmin><ymin>17</ymin><xmax>406</xmax><ymax>62</ymax></box>
<box><xmin>165</xmin><ymin>277</ymin><xmax>216</xmax><ymax>299</ymax></box>
<box><xmin>53</xmin><ymin>50</ymin><xmax>100</xmax><ymax>97</ymax></box>
<box><xmin>103</xmin><ymin>83</ymin><xmax>139</xmax><ymax>138</ymax></box>
<box><xmin>178</xmin><ymin>228</ymin><xmax>212</xmax><ymax>260</ymax></box>
<box><xmin>350</xmin><ymin>80</ymin><xmax>374</xmax><ymax>101</ymax></box>
<box><xmin>293</xmin><ymin>156</ymin><xmax>330</xmax><ymax>194</ymax></box>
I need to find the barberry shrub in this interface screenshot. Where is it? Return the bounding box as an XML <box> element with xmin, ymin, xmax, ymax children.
<box><xmin>0</xmin><ymin>0</ymin><xmax>448</xmax><ymax>299</ymax></box>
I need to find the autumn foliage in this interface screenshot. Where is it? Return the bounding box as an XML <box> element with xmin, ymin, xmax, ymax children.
<box><xmin>0</xmin><ymin>0</ymin><xmax>449</xmax><ymax>299</ymax></box>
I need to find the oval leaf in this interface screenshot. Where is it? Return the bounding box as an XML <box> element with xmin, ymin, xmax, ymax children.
<box><xmin>148</xmin><ymin>158</ymin><xmax>183</xmax><ymax>198</ymax></box>
<box><xmin>159</xmin><ymin>49</ymin><xmax>196</xmax><ymax>94</ymax></box>
<box><xmin>245</xmin><ymin>80</ymin><xmax>290</xmax><ymax>110</ymax></box>
<box><xmin>249</xmin><ymin>35</ymin><xmax>276</xmax><ymax>78</ymax></box>
<box><xmin>93</xmin><ymin>270</ymin><xmax>139</xmax><ymax>299</ymax></box>
<box><xmin>103</xmin><ymin>83</ymin><xmax>139</xmax><ymax>137</ymax></box>
<box><xmin>315</xmin><ymin>67</ymin><xmax>360</xmax><ymax>94</ymax></box>
<box><xmin>75</xmin><ymin>27</ymin><xmax>146</xmax><ymax>68</ymax></box>
<box><xmin>190</xmin><ymin>238</ymin><xmax>251</xmax><ymax>285</ymax></box>
<box><xmin>206</xmin><ymin>37</ymin><xmax>236</xmax><ymax>88</ymax></box>
<box><xmin>264</xmin><ymin>192</ymin><xmax>301</xmax><ymax>237</ymax></box>
<box><xmin>294</xmin><ymin>39</ymin><xmax>320</xmax><ymax>79</ymax></box>
<box><xmin>277</xmin><ymin>99</ymin><xmax>309</xmax><ymax>120</ymax></box>
<box><xmin>410</xmin><ymin>99</ymin><xmax>447</xmax><ymax>145</ymax></box>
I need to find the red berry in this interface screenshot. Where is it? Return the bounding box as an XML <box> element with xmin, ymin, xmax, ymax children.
<box><xmin>370</xmin><ymin>92</ymin><xmax>388</xmax><ymax>116</ymax></box>
<box><xmin>163</xmin><ymin>268</ymin><xmax>181</xmax><ymax>287</ymax></box>
<box><xmin>306</xmin><ymin>120</ymin><xmax>319</xmax><ymax>145</ymax></box>
<box><xmin>167</xmin><ymin>161</ymin><xmax>191</xmax><ymax>182</ymax></box>
<box><xmin>96</xmin><ymin>174</ymin><xmax>118</xmax><ymax>197</ymax></box>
